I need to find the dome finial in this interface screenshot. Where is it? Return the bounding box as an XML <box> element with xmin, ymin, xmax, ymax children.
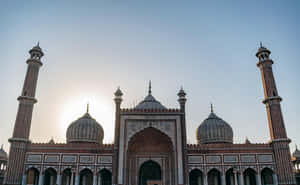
<box><xmin>1</xmin><ymin>144</ymin><xmax>3</xmax><ymax>150</ymax></box>
<box><xmin>86</xmin><ymin>103</ymin><xmax>89</xmax><ymax>113</ymax></box>
<box><xmin>148</xmin><ymin>80</ymin><xmax>152</xmax><ymax>95</ymax></box>
<box><xmin>296</xmin><ymin>144</ymin><xmax>299</xmax><ymax>150</ymax></box>
<box><xmin>37</xmin><ymin>41</ymin><xmax>40</xmax><ymax>47</ymax></box>
<box><xmin>260</xmin><ymin>41</ymin><xmax>263</xmax><ymax>48</ymax></box>
<box><xmin>210</xmin><ymin>103</ymin><xmax>214</xmax><ymax>113</ymax></box>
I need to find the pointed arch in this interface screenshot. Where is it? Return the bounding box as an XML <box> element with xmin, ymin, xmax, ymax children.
<box><xmin>261</xmin><ymin>168</ymin><xmax>274</xmax><ymax>185</ymax></box>
<box><xmin>208</xmin><ymin>168</ymin><xmax>221</xmax><ymax>185</ymax></box>
<box><xmin>26</xmin><ymin>167</ymin><xmax>40</xmax><ymax>185</ymax></box>
<box><xmin>139</xmin><ymin>160</ymin><xmax>162</xmax><ymax>185</ymax></box>
<box><xmin>189</xmin><ymin>169</ymin><xmax>203</xmax><ymax>185</ymax></box>
<box><xmin>243</xmin><ymin>168</ymin><xmax>257</xmax><ymax>185</ymax></box>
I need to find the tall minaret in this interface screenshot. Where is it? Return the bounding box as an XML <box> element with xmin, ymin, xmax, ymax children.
<box><xmin>5</xmin><ymin>44</ymin><xmax>44</xmax><ymax>185</ymax></box>
<box><xmin>256</xmin><ymin>44</ymin><xmax>296</xmax><ymax>185</ymax></box>
<box><xmin>177</xmin><ymin>87</ymin><xmax>188</xmax><ymax>185</ymax></box>
<box><xmin>113</xmin><ymin>87</ymin><xmax>123</xmax><ymax>185</ymax></box>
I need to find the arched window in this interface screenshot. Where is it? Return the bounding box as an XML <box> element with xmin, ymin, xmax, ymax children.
<box><xmin>261</xmin><ymin>168</ymin><xmax>274</xmax><ymax>185</ymax></box>
<box><xmin>139</xmin><ymin>160</ymin><xmax>161</xmax><ymax>185</ymax></box>
<box><xmin>189</xmin><ymin>169</ymin><xmax>203</xmax><ymax>185</ymax></box>
<box><xmin>208</xmin><ymin>169</ymin><xmax>221</xmax><ymax>185</ymax></box>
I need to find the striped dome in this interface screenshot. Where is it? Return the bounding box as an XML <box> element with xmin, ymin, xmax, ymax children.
<box><xmin>66</xmin><ymin>112</ymin><xmax>104</xmax><ymax>144</ymax></box>
<box><xmin>197</xmin><ymin>112</ymin><xmax>233</xmax><ymax>144</ymax></box>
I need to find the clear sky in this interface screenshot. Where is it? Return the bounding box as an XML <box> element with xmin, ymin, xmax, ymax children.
<box><xmin>0</xmin><ymin>1</ymin><xmax>299</xmax><ymax>154</ymax></box>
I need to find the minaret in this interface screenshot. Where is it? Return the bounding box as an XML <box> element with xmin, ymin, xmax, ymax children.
<box><xmin>5</xmin><ymin>43</ymin><xmax>44</xmax><ymax>185</ymax></box>
<box><xmin>113</xmin><ymin>87</ymin><xmax>123</xmax><ymax>185</ymax></box>
<box><xmin>256</xmin><ymin>44</ymin><xmax>296</xmax><ymax>185</ymax></box>
<box><xmin>177</xmin><ymin>87</ymin><xmax>188</xmax><ymax>185</ymax></box>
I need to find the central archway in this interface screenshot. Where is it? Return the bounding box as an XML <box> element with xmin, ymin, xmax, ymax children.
<box><xmin>139</xmin><ymin>160</ymin><xmax>161</xmax><ymax>185</ymax></box>
<box><xmin>127</xmin><ymin>127</ymin><xmax>174</xmax><ymax>185</ymax></box>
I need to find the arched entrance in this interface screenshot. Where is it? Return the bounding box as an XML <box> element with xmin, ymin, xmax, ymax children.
<box><xmin>26</xmin><ymin>168</ymin><xmax>39</xmax><ymax>185</ymax></box>
<box><xmin>207</xmin><ymin>169</ymin><xmax>221</xmax><ymax>185</ymax></box>
<box><xmin>261</xmin><ymin>168</ymin><xmax>274</xmax><ymax>185</ymax></box>
<box><xmin>243</xmin><ymin>168</ymin><xmax>257</xmax><ymax>185</ymax></box>
<box><xmin>44</xmin><ymin>168</ymin><xmax>57</xmax><ymax>185</ymax></box>
<box><xmin>127</xmin><ymin>127</ymin><xmax>174</xmax><ymax>185</ymax></box>
<box><xmin>189</xmin><ymin>169</ymin><xmax>203</xmax><ymax>185</ymax></box>
<box><xmin>80</xmin><ymin>169</ymin><xmax>93</xmax><ymax>185</ymax></box>
<box><xmin>226</xmin><ymin>169</ymin><xmax>236</xmax><ymax>185</ymax></box>
<box><xmin>99</xmin><ymin>169</ymin><xmax>112</xmax><ymax>185</ymax></box>
<box><xmin>62</xmin><ymin>168</ymin><xmax>72</xmax><ymax>185</ymax></box>
<box><xmin>139</xmin><ymin>160</ymin><xmax>161</xmax><ymax>185</ymax></box>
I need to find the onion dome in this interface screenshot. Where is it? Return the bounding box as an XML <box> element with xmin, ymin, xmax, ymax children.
<box><xmin>0</xmin><ymin>145</ymin><xmax>8</xmax><ymax>160</ymax></box>
<box><xmin>197</xmin><ymin>105</ymin><xmax>233</xmax><ymax>144</ymax></box>
<box><xmin>135</xmin><ymin>81</ymin><xmax>166</xmax><ymax>110</ymax></box>
<box><xmin>293</xmin><ymin>145</ymin><xmax>300</xmax><ymax>159</ymax></box>
<box><xmin>66</xmin><ymin>105</ymin><xmax>104</xmax><ymax>144</ymax></box>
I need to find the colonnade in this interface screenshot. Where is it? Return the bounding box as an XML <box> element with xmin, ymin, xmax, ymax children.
<box><xmin>22</xmin><ymin>168</ymin><xmax>112</xmax><ymax>185</ymax></box>
<box><xmin>189</xmin><ymin>168</ymin><xmax>278</xmax><ymax>185</ymax></box>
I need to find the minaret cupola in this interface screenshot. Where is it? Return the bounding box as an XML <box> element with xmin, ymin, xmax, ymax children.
<box><xmin>29</xmin><ymin>42</ymin><xmax>44</xmax><ymax>61</ymax></box>
<box><xmin>256</xmin><ymin>42</ymin><xmax>271</xmax><ymax>62</ymax></box>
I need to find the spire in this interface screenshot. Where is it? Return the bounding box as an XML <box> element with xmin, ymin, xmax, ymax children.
<box><xmin>148</xmin><ymin>80</ymin><xmax>152</xmax><ymax>95</ymax></box>
<box><xmin>86</xmin><ymin>103</ymin><xmax>89</xmax><ymax>113</ymax></box>
<box><xmin>210</xmin><ymin>103</ymin><xmax>214</xmax><ymax>113</ymax></box>
<box><xmin>296</xmin><ymin>144</ymin><xmax>299</xmax><ymax>151</ymax></box>
<box><xmin>1</xmin><ymin>144</ymin><xmax>3</xmax><ymax>150</ymax></box>
<box><xmin>37</xmin><ymin>41</ymin><xmax>40</xmax><ymax>47</ymax></box>
<box><xmin>260</xmin><ymin>41</ymin><xmax>263</xmax><ymax>48</ymax></box>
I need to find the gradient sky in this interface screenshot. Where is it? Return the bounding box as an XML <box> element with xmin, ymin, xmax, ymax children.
<box><xmin>0</xmin><ymin>1</ymin><xmax>299</xmax><ymax>154</ymax></box>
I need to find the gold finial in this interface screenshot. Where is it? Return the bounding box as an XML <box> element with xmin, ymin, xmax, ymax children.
<box><xmin>210</xmin><ymin>103</ymin><xmax>214</xmax><ymax>113</ymax></box>
<box><xmin>86</xmin><ymin>103</ymin><xmax>89</xmax><ymax>113</ymax></box>
<box><xmin>148</xmin><ymin>80</ymin><xmax>152</xmax><ymax>95</ymax></box>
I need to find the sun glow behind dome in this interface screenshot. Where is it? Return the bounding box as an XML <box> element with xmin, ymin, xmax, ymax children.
<box><xmin>59</xmin><ymin>94</ymin><xmax>114</xmax><ymax>144</ymax></box>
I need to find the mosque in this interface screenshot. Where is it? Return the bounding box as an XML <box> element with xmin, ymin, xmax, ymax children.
<box><xmin>2</xmin><ymin>44</ymin><xmax>299</xmax><ymax>185</ymax></box>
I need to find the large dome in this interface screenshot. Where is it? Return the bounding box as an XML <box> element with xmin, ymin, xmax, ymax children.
<box><xmin>197</xmin><ymin>109</ymin><xmax>233</xmax><ymax>144</ymax></box>
<box><xmin>66</xmin><ymin>111</ymin><xmax>104</xmax><ymax>144</ymax></box>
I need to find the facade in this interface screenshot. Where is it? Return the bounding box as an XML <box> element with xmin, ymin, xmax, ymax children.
<box><xmin>3</xmin><ymin>44</ymin><xmax>297</xmax><ymax>185</ymax></box>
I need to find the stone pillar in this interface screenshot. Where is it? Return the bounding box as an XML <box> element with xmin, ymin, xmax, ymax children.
<box><xmin>256</xmin><ymin>174</ymin><xmax>262</xmax><ymax>185</ymax></box>
<box><xmin>234</xmin><ymin>172</ymin><xmax>238</xmax><ymax>185</ymax></box>
<box><xmin>21</xmin><ymin>174</ymin><xmax>27</xmax><ymax>185</ymax></box>
<box><xmin>74</xmin><ymin>174</ymin><xmax>79</xmax><ymax>185</ymax></box>
<box><xmin>221</xmin><ymin>174</ymin><xmax>226</xmax><ymax>185</ymax></box>
<box><xmin>50</xmin><ymin>176</ymin><xmax>54</xmax><ymax>185</ymax></box>
<box><xmin>203</xmin><ymin>174</ymin><xmax>208</xmax><ymax>185</ymax></box>
<box><xmin>70</xmin><ymin>173</ymin><xmax>74</xmax><ymax>185</ymax></box>
<box><xmin>38</xmin><ymin>174</ymin><xmax>44</xmax><ymax>185</ymax></box>
<box><xmin>238</xmin><ymin>173</ymin><xmax>244</xmax><ymax>185</ymax></box>
<box><xmin>56</xmin><ymin>175</ymin><xmax>62</xmax><ymax>185</ymax></box>
<box><xmin>272</xmin><ymin>174</ymin><xmax>278</xmax><ymax>185</ymax></box>
<box><xmin>93</xmin><ymin>176</ymin><xmax>97</xmax><ymax>185</ymax></box>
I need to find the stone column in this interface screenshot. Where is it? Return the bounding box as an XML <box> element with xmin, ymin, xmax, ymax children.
<box><xmin>221</xmin><ymin>174</ymin><xmax>226</xmax><ymax>185</ymax></box>
<box><xmin>203</xmin><ymin>174</ymin><xmax>208</xmax><ymax>185</ymax></box>
<box><xmin>234</xmin><ymin>172</ymin><xmax>238</xmax><ymax>185</ymax></box>
<box><xmin>238</xmin><ymin>173</ymin><xmax>244</xmax><ymax>185</ymax></box>
<box><xmin>70</xmin><ymin>172</ymin><xmax>74</xmax><ymax>185</ymax></box>
<box><xmin>50</xmin><ymin>176</ymin><xmax>54</xmax><ymax>185</ymax></box>
<box><xmin>256</xmin><ymin>174</ymin><xmax>262</xmax><ymax>185</ymax></box>
<box><xmin>22</xmin><ymin>174</ymin><xmax>27</xmax><ymax>185</ymax></box>
<box><xmin>74</xmin><ymin>174</ymin><xmax>80</xmax><ymax>185</ymax></box>
<box><xmin>57</xmin><ymin>174</ymin><xmax>62</xmax><ymax>185</ymax></box>
<box><xmin>272</xmin><ymin>174</ymin><xmax>278</xmax><ymax>185</ymax></box>
<box><xmin>93</xmin><ymin>175</ymin><xmax>97</xmax><ymax>185</ymax></box>
<box><xmin>38</xmin><ymin>173</ymin><xmax>44</xmax><ymax>185</ymax></box>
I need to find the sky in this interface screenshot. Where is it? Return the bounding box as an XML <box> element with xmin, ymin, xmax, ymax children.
<box><xmin>0</xmin><ymin>1</ymin><xmax>299</xmax><ymax>154</ymax></box>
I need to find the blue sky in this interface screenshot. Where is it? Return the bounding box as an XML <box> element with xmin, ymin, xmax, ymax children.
<box><xmin>0</xmin><ymin>1</ymin><xmax>299</xmax><ymax>153</ymax></box>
